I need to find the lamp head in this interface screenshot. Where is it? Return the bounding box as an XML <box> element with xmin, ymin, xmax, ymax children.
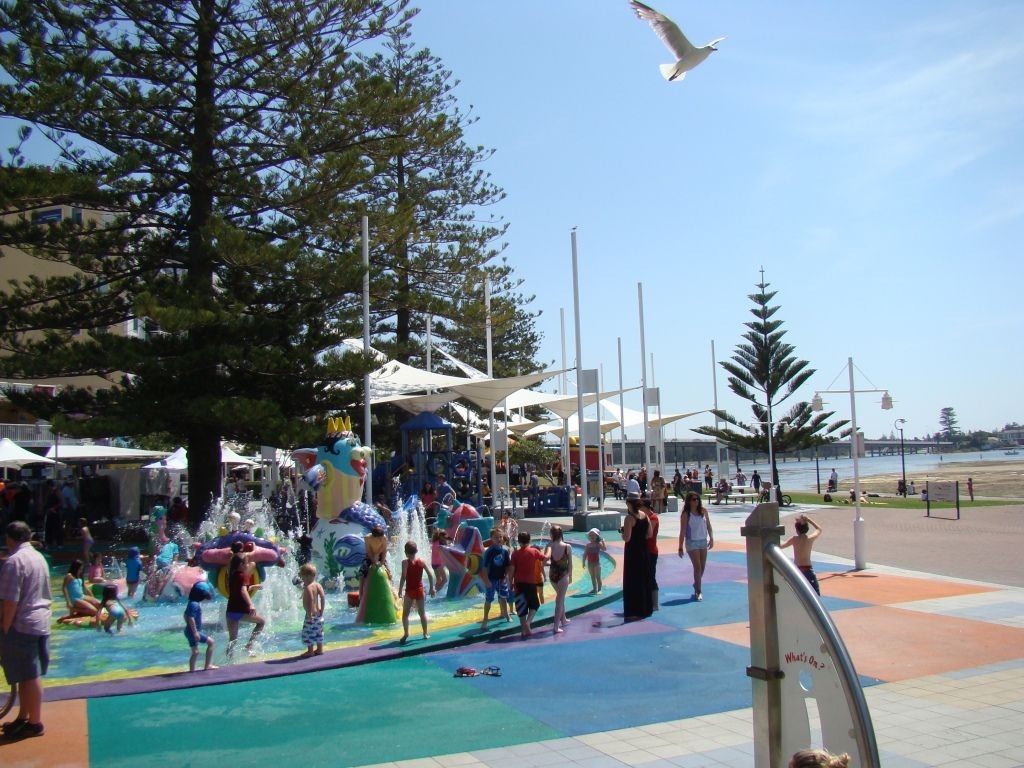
<box><xmin>810</xmin><ymin>394</ymin><xmax>823</xmax><ymax>412</ymax></box>
<box><xmin>881</xmin><ymin>392</ymin><xmax>894</xmax><ymax>410</ymax></box>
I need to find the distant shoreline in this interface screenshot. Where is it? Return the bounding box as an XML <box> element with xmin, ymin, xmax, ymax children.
<box><xmin>798</xmin><ymin>457</ymin><xmax>1024</xmax><ymax>500</ymax></box>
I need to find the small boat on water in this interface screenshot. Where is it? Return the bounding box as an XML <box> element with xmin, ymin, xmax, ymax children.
<box><xmin>1005</xmin><ymin>449</ymin><xmax>1020</xmax><ymax>456</ymax></box>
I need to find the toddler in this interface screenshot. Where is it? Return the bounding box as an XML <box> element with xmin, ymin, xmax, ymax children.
<box><xmin>583</xmin><ymin>528</ymin><xmax>607</xmax><ymax>594</ymax></box>
<box><xmin>125</xmin><ymin>546</ymin><xmax>144</xmax><ymax>597</ymax></box>
<box><xmin>96</xmin><ymin>584</ymin><xmax>133</xmax><ymax>633</ymax></box>
<box><xmin>183</xmin><ymin>581</ymin><xmax>217</xmax><ymax>671</ymax></box>
<box><xmin>398</xmin><ymin>541</ymin><xmax>435</xmax><ymax>644</ymax></box>
<box><xmin>87</xmin><ymin>552</ymin><xmax>106</xmax><ymax>583</ymax></box>
<box><xmin>299</xmin><ymin>563</ymin><xmax>326</xmax><ymax>657</ymax></box>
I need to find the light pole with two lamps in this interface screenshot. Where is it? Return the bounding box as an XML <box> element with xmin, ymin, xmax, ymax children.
<box><xmin>894</xmin><ymin>418</ymin><xmax>907</xmax><ymax>497</ymax></box>
<box><xmin>812</xmin><ymin>356</ymin><xmax>894</xmax><ymax>571</ymax></box>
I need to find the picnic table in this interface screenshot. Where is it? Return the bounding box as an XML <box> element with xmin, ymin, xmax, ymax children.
<box><xmin>705</xmin><ymin>487</ymin><xmax>761</xmax><ymax>505</ymax></box>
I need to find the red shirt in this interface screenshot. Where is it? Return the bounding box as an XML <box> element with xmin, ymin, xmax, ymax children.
<box><xmin>647</xmin><ymin>512</ymin><xmax>660</xmax><ymax>555</ymax></box>
<box><xmin>510</xmin><ymin>546</ymin><xmax>545</xmax><ymax>586</ymax></box>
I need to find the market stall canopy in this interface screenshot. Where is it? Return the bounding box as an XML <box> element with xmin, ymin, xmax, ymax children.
<box><xmin>0</xmin><ymin>437</ymin><xmax>58</xmax><ymax>468</ymax></box>
<box><xmin>46</xmin><ymin>444</ymin><xmax>169</xmax><ymax>463</ymax></box>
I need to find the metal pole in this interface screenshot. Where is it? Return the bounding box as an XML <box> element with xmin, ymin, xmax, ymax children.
<box><xmin>361</xmin><ymin>216</ymin><xmax>373</xmax><ymax>506</ymax></box>
<box><xmin>571</xmin><ymin>229</ymin><xmax>588</xmax><ymax>512</ymax></box>
<box><xmin>637</xmin><ymin>283</ymin><xmax>649</xmax><ymax>480</ymax></box>
<box><xmin>561</xmin><ymin>308</ymin><xmax>569</xmax><ymax>483</ymax></box>
<box><xmin>485</xmin><ymin>277</ymin><xmax>498</xmax><ymax>510</ymax></box>
<box><xmin>850</xmin><ymin>357</ymin><xmax>865</xmax><ymax>570</ymax></box>
<box><xmin>617</xmin><ymin>336</ymin><xmax>626</xmax><ymax>467</ymax></box>
<box><xmin>895</xmin><ymin>418</ymin><xmax>907</xmax><ymax>496</ymax></box>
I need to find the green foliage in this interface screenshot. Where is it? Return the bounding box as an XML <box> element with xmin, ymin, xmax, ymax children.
<box><xmin>939</xmin><ymin>407</ymin><xmax>960</xmax><ymax>443</ymax></box>
<box><xmin>0</xmin><ymin>0</ymin><xmax>530</xmax><ymax>515</ymax></box>
<box><xmin>508</xmin><ymin>438</ymin><xmax>556</xmax><ymax>474</ymax></box>
<box><xmin>693</xmin><ymin>277</ymin><xmax>848</xmax><ymax>490</ymax></box>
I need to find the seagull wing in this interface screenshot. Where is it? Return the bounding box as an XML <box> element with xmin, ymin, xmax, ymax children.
<box><xmin>629</xmin><ymin>0</ymin><xmax>695</xmax><ymax>59</ymax></box>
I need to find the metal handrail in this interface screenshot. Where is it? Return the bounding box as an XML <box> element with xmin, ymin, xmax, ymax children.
<box><xmin>764</xmin><ymin>543</ymin><xmax>880</xmax><ymax>767</ymax></box>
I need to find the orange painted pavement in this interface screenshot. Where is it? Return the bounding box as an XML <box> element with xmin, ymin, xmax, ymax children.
<box><xmin>1</xmin><ymin>698</ymin><xmax>89</xmax><ymax>767</ymax></box>
<box><xmin>816</xmin><ymin>570</ymin><xmax>997</xmax><ymax>604</ymax></box>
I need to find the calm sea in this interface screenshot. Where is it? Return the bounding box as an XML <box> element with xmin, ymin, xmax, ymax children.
<box><xmin>706</xmin><ymin>451</ymin><xmax>1024</xmax><ymax>493</ymax></box>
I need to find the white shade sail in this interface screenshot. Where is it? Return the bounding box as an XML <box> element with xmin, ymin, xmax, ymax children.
<box><xmin>46</xmin><ymin>444</ymin><xmax>169</xmax><ymax>462</ymax></box>
<box><xmin>0</xmin><ymin>437</ymin><xmax>58</xmax><ymax>469</ymax></box>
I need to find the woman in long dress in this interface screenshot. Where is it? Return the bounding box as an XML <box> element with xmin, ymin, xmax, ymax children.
<box><xmin>621</xmin><ymin>499</ymin><xmax>654</xmax><ymax>620</ymax></box>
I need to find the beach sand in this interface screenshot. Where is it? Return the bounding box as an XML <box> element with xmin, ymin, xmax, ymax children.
<box><xmin>850</xmin><ymin>457</ymin><xmax>1024</xmax><ymax>500</ymax></box>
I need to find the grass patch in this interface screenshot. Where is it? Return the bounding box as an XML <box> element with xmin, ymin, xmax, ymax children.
<box><xmin>786</xmin><ymin>491</ymin><xmax>1013</xmax><ymax>509</ymax></box>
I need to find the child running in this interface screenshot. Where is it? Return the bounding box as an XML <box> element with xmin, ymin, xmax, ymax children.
<box><xmin>781</xmin><ymin>514</ymin><xmax>823</xmax><ymax>595</ymax></box>
<box><xmin>183</xmin><ymin>581</ymin><xmax>217</xmax><ymax>671</ymax></box>
<box><xmin>398</xmin><ymin>541</ymin><xmax>435</xmax><ymax>644</ymax></box>
<box><xmin>95</xmin><ymin>584</ymin><xmax>134</xmax><ymax>633</ymax></box>
<box><xmin>583</xmin><ymin>528</ymin><xmax>607</xmax><ymax>594</ymax></box>
<box><xmin>299</xmin><ymin>563</ymin><xmax>326</xmax><ymax>657</ymax></box>
<box><xmin>480</xmin><ymin>527</ymin><xmax>511</xmax><ymax>631</ymax></box>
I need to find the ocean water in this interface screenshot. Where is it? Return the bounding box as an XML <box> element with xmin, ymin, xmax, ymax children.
<box><xmin>708</xmin><ymin>451</ymin><xmax>1024</xmax><ymax>493</ymax></box>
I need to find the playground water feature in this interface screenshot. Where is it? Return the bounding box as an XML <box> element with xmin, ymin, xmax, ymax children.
<box><xmin>45</xmin><ymin>497</ymin><xmax>613</xmax><ymax>690</ymax></box>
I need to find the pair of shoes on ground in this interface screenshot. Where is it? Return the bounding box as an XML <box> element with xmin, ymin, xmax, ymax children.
<box><xmin>454</xmin><ymin>666</ymin><xmax>502</xmax><ymax>678</ymax></box>
<box><xmin>2</xmin><ymin>718</ymin><xmax>44</xmax><ymax>740</ymax></box>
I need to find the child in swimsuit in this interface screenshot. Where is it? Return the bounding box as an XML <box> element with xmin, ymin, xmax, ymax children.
<box><xmin>430</xmin><ymin>528</ymin><xmax>448</xmax><ymax>592</ymax></box>
<box><xmin>184</xmin><ymin>581</ymin><xmax>218</xmax><ymax>671</ymax></box>
<box><xmin>125</xmin><ymin>546</ymin><xmax>144</xmax><ymax>597</ymax></box>
<box><xmin>398</xmin><ymin>541</ymin><xmax>435</xmax><ymax>644</ymax></box>
<box><xmin>583</xmin><ymin>528</ymin><xmax>607</xmax><ymax>594</ymax></box>
<box><xmin>87</xmin><ymin>552</ymin><xmax>105</xmax><ymax>583</ymax></box>
<box><xmin>62</xmin><ymin>559</ymin><xmax>100</xmax><ymax>617</ymax></box>
<box><xmin>781</xmin><ymin>515</ymin><xmax>823</xmax><ymax>595</ymax></box>
<box><xmin>299</xmin><ymin>562</ymin><xmax>326</xmax><ymax>658</ymax></box>
<box><xmin>96</xmin><ymin>584</ymin><xmax>134</xmax><ymax>633</ymax></box>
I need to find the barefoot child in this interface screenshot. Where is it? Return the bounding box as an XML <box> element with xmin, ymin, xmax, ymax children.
<box><xmin>583</xmin><ymin>528</ymin><xmax>607</xmax><ymax>594</ymax></box>
<box><xmin>62</xmin><ymin>559</ymin><xmax>100</xmax><ymax>617</ymax></box>
<box><xmin>430</xmin><ymin>528</ymin><xmax>449</xmax><ymax>593</ymax></box>
<box><xmin>96</xmin><ymin>584</ymin><xmax>134</xmax><ymax>633</ymax></box>
<box><xmin>299</xmin><ymin>563</ymin><xmax>326</xmax><ymax>657</ymax></box>
<box><xmin>781</xmin><ymin>514</ymin><xmax>823</xmax><ymax>595</ymax></box>
<box><xmin>480</xmin><ymin>527</ymin><xmax>511</xmax><ymax>631</ymax></box>
<box><xmin>183</xmin><ymin>581</ymin><xmax>218</xmax><ymax>671</ymax></box>
<box><xmin>125</xmin><ymin>546</ymin><xmax>144</xmax><ymax>597</ymax></box>
<box><xmin>509</xmin><ymin>531</ymin><xmax>547</xmax><ymax>639</ymax></box>
<box><xmin>398</xmin><ymin>541</ymin><xmax>435</xmax><ymax>643</ymax></box>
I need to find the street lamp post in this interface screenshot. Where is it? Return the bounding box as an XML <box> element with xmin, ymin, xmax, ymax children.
<box><xmin>895</xmin><ymin>418</ymin><xmax>907</xmax><ymax>497</ymax></box>
<box><xmin>812</xmin><ymin>356</ymin><xmax>893</xmax><ymax>571</ymax></box>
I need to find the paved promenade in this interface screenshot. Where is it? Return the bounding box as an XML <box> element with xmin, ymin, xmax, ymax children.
<box><xmin>3</xmin><ymin>499</ymin><xmax>1024</xmax><ymax>767</ymax></box>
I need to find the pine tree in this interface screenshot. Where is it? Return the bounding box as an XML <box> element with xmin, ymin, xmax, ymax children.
<box><xmin>693</xmin><ymin>277</ymin><xmax>847</xmax><ymax>499</ymax></box>
<box><xmin>939</xmin><ymin>407</ymin><xmax>960</xmax><ymax>443</ymax></box>
<box><xmin>0</xmin><ymin>0</ymin><xmax>418</xmax><ymax>519</ymax></box>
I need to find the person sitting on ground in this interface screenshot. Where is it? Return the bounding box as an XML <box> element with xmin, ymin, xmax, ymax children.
<box><xmin>62</xmin><ymin>559</ymin><xmax>100</xmax><ymax>617</ymax></box>
<box><xmin>95</xmin><ymin>584</ymin><xmax>134</xmax><ymax>634</ymax></box>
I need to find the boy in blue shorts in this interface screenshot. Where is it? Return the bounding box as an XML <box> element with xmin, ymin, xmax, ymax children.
<box><xmin>480</xmin><ymin>527</ymin><xmax>511</xmax><ymax>631</ymax></box>
<box><xmin>183</xmin><ymin>581</ymin><xmax>218</xmax><ymax>671</ymax></box>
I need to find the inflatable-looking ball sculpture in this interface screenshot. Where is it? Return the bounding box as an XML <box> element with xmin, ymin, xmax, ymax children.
<box><xmin>292</xmin><ymin>416</ymin><xmax>392</xmax><ymax>623</ymax></box>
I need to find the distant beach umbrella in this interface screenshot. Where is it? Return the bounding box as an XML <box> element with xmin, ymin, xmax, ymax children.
<box><xmin>629</xmin><ymin>0</ymin><xmax>725</xmax><ymax>82</ymax></box>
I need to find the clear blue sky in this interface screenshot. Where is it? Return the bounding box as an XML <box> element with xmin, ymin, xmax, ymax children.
<box><xmin>4</xmin><ymin>2</ymin><xmax>1021</xmax><ymax>441</ymax></box>
<box><xmin>409</xmin><ymin>1</ymin><xmax>1024</xmax><ymax>440</ymax></box>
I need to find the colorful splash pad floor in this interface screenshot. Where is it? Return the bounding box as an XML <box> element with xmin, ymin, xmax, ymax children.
<box><xmin>11</xmin><ymin>509</ymin><xmax>1024</xmax><ymax>768</ymax></box>
<box><xmin>45</xmin><ymin>532</ymin><xmax>618</xmax><ymax>701</ymax></box>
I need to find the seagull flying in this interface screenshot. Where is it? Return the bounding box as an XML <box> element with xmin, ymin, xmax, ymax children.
<box><xmin>629</xmin><ymin>0</ymin><xmax>724</xmax><ymax>82</ymax></box>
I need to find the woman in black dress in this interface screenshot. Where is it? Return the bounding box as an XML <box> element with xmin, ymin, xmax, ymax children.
<box><xmin>620</xmin><ymin>498</ymin><xmax>654</xmax><ymax>620</ymax></box>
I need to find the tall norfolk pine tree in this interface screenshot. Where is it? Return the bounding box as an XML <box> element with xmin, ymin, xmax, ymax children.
<box><xmin>693</xmin><ymin>279</ymin><xmax>847</xmax><ymax>498</ymax></box>
<box><xmin>0</xmin><ymin>0</ymin><xmax>479</xmax><ymax>519</ymax></box>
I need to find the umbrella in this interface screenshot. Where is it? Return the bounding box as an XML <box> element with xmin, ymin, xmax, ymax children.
<box><xmin>0</xmin><ymin>437</ymin><xmax>57</xmax><ymax>469</ymax></box>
